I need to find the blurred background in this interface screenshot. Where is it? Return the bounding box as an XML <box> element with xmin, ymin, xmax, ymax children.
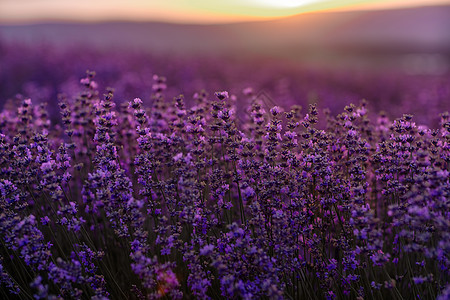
<box><xmin>0</xmin><ymin>0</ymin><xmax>449</xmax><ymax>126</ymax></box>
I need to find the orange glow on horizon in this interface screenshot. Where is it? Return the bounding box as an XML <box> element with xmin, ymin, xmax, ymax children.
<box><xmin>0</xmin><ymin>0</ymin><xmax>449</xmax><ymax>24</ymax></box>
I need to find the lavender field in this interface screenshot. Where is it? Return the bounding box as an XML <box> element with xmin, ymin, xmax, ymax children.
<box><xmin>1</xmin><ymin>5</ymin><xmax>450</xmax><ymax>299</ymax></box>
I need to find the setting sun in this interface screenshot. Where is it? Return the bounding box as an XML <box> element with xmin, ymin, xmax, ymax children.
<box><xmin>246</xmin><ymin>0</ymin><xmax>322</xmax><ymax>8</ymax></box>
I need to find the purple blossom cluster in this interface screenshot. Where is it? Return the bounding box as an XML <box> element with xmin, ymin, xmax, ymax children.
<box><xmin>0</xmin><ymin>71</ymin><xmax>449</xmax><ymax>299</ymax></box>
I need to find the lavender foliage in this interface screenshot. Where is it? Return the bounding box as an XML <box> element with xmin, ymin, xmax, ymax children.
<box><xmin>0</xmin><ymin>65</ymin><xmax>449</xmax><ymax>299</ymax></box>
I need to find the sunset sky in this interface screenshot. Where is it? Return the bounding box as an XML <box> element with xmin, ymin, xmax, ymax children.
<box><xmin>1</xmin><ymin>0</ymin><xmax>449</xmax><ymax>24</ymax></box>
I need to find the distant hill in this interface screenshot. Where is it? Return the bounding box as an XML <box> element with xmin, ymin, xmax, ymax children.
<box><xmin>1</xmin><ymin>5</ymin><xmax>449</xmax><ymax>59</ymax></box>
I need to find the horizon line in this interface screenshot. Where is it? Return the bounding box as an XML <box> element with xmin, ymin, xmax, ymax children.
<box><xmin>0</xmin><ymin>3</ymin><xmax>449</xmax><ymax>26</ymax></box>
